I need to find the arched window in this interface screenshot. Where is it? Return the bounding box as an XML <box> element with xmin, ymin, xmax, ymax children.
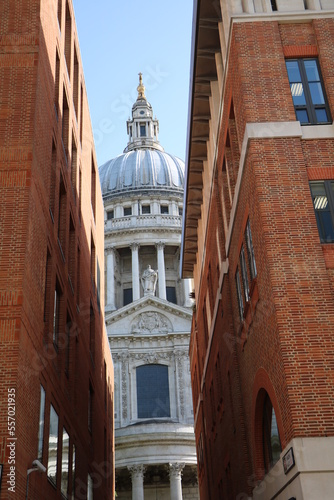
<box><xmin>136</xmin><ymin>364</ymin><xmax>170</xmax><ymax>419</ymax></box>
<box><xmin>263</xmin><ymin>394</ymin><xmax>282</xmax><ymax>472</ymax></box>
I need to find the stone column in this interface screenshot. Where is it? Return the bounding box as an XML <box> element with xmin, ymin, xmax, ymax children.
<box><xmin>130</xmin><ymin>243</ymin><xmax>140</xmax><ymax>301</ymax></box>
<box><xmin>156</xmin><ymin>242</ymin><xmax>166</xmax><ymax>300</ymax></box>
<box><xmin>106</xmin><ymin>247</ymin><xmax>116</xmax><ymax>312</ymax></box>
<box><xmin>169</xmin><ymin>463</ymin><xmax>185</xmax><ymax>500</ymax></box>
<box><xmin>128</xmin><ymin>464</ymin><xmax>146</xmax><ymax>500</ymax></box>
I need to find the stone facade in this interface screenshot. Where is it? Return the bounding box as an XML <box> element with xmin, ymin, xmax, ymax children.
<box><xmin>100</xmin><ymin>78</ymin><xmax>199</xmax><ymax>499</ymax></box>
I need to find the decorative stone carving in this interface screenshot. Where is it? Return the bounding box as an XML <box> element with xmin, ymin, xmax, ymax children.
<box><xmin>133</xmin><ymin>351</ymin><xmax>173</xmax><ymax>363</ymax></box>
<box><xmin>176</xmin><ymin>355</ymin><xmax>185</xmax><ymax>419</ymax></box>
<box><xmin>128</xmin><ymin>464</ymin><xmax>146</xmax><ymax>479</ymax></box>
<box><xmin>169</xmin><ymin>462</ymin><xmax>185</xmax><ymax>479</ymax></box>
<box><xmin>141</xmin><ymin>265</ymin><xmax>158</xmax><ymax>296</ymax></box>
<box><xmin>121</xmin><ymin>358</ymin><xmax>128</xmax><ymax>420</ymax></box>
<box><xmin>131</xmin><ymin>312</ymin><xmax>172</xmax><ymax>334</ymax></box>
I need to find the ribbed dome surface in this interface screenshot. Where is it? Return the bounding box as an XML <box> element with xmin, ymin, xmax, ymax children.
<box><xmin>99</xmin><ymin>149</ymin><xmax>185</xmax><ymax>197</ymax></box>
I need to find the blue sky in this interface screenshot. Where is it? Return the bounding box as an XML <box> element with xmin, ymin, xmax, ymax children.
<box><xmin>72</xmin><ymin>0</ymin><xmax>194</xmax><ymax>167</ymax></box>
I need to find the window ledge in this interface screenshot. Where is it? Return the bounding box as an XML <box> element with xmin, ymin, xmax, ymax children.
<box><xmin>301</xmin><ymin>123</ymin><xmax>334</xmax><ymax>140</ymax></box>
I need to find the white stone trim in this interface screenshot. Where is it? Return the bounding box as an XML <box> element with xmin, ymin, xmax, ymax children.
<box><xmin>253</xmin><ymin>436</ymin><xmax>334</xmax><ymax>500</ymax></box>
<box><xmin>301</xmin><ymin>122</ymin><xmax>334</xmax><ymax>139</ymax></box>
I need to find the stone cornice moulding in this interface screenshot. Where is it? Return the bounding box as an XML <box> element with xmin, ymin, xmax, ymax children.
<box><xmin>231</xmin><ymin>9</ymin><xmax>334</xmax><ymax>26</ymax></box>
<box><xmin>105</xmin><ymin>296</ymin><xmax>193</xmax><ymax>326</ymax></box>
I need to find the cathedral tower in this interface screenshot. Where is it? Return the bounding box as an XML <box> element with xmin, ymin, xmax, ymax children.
<box><xmin>100</xmin><ymin>77</ymin><xmax>198</xmax><ymax>499</ymax></box>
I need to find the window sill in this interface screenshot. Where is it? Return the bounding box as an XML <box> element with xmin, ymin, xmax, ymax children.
<box><xmin>301</xmin><ymin>122</ymin><xmax>334</xmax><ymax>140</ymax></box>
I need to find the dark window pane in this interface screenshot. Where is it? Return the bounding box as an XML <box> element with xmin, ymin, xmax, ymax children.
<box><xmin>286</xmin><ymin>61</ymin><xmax>301</xmax><ymax>82</ymax></box>
<box><xmin>140</xmin><ymin>125</ymin><xmax>146</xmax><ymax>137</ymax></box>
<box><xmin>310</xmin><ymin>182</ymin><xmax>334</xmax><ymax>243</ymax></box>
<box><xmin>107</xmin><ymin>210</ymin><xmax>114</xmax><ymax>220</ymax></box>
<box><xmin>123</xmin><ymin>288</ymin><xmax>133</xmax><ymax>306</ymax></box>
<box><xmin>315</xmin><ymin>108</ymin><xmax>329</xmax><ymax>123</ymax></box>
<box><xmin>240</xmin><ymin>246</ymin><xmax>249</xmax><ymax>302</ymax></box>
<box><xmin>235</xmin><ymin>268</ymin><xmax>244</xmax><ymax>320</ymax></box>
<box><xmin>161</xmin><ymin>205</ymin><xmax>169</xmax><ymax>214</ymax></box>
<box><xmin>38</xmin><ymin>386</ymin><xmax>46</xmax><ymax>460</ymax></box>
<box><xmin>124</xmin><ymin>207</ymin><xmax>132</xmax><ymax>216</ymax></box>
<box><xmin>290</xmin><ymin>83</ymin><xmax>306</xmax><ymax>106</ymax></box>
<box><xmin>304</xmin><ymin>59</ymin><xmax>319</xmax><ymax>82</ymax></box>
<box><xmin>142</xmin><ymin>205</ymin><xmax>150</xmax><ymax>214</ymax></box>
<box><xmin>166</xmin><ymin>286</ymin><xmax>177</xmax><ymax>304</ymax></box>
<box><xmin>316</xmin><ymin>212</ymin><xmax>334</xmax><ymax>242</ymax></box>
<box><xmin>137</xmin><ymin>365</ymin><xmax>170</xmax><ymax>418</ymax></box>
<box><xmin>296</xmin><ymin>109</ymin><xmax>309</xmax><ymax>124</ymax></box>
<box><xmin>309</xmin><ymin>82</ymin><xmax>325</xmax><ymax>105</ymax></box>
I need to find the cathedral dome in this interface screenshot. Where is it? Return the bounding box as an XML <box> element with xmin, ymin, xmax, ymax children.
<box><xmin>99</xmin><ymin>149</ymin><xmax>185</xmax><ymax>197</ymax></box>
<box><xmin>99</xmin><ymin>73</ymin><xmax>184</xmax><ymax>198</ymax></box>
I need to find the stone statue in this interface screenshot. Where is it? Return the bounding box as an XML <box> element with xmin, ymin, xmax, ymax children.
<box><xmin>141</xmin><ymin>265</ymin><xmax>158</xmax><ymax>296</ymax></box>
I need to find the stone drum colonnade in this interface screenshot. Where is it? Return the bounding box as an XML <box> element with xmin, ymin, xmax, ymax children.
<box><xmin>128</xmin><ymin>463</ymin><xmax>186</xmax><ymax>500</ymax></box>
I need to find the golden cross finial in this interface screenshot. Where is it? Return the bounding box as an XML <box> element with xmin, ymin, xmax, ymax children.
<box><xmin>137</xmin><ymin>72</ymin><xmax>146</xmax><ymax>99</ymax></box>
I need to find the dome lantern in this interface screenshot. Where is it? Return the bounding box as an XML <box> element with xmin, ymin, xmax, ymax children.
<box><xmin>124</xmin><ymin>73</ymin><xmax>163</xmax><ymax>153</ymax></box>
<box><xmin>99</xmin><ymin>75</ymin><xmax>185</xmax><ymax>199</ymax></box>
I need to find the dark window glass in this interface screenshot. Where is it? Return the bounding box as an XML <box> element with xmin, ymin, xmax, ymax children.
<box><xmin>245</xmin><ymin>219</ymin><xmax>257</xmax><ymax>280</ymax></box>
<box><xmin>296</xmin><ymin>109</ymin><xmax>309</xmax><ymax>124</ymax></box>
<box><xmin>137</xmin><ymin>364</ymin><xmax>170</xmax><ymax>418</ymax></box>
<box><xmin>178</xmin><ymin>207</ymin><xmax>183</xmax><ymax>216</ymax></box>
<box><xmin>123</xmin><ymin>288</ymin><xmax>133</xmax><ymax>306</ymax></box>
<box><xmin>140</xmin><ymin>124</ymin><xmax>146</xmax><ymax>137</ymax></box>
<box><xmin>271</xmin><ymin>0</ymin><xmax>277</xmax><ymax>10</ymax></box>
<box><xmin>240</xmin><ymin>246</ymin><xmax>249</xmax><ymax>302</ymax></box>
<box><xmin>124</xmin><ymin>206</ymin><xmax>132</xmax><ymax>216</ymax></box>
<box><xmin>107</xmin><ymin>210</ymin><xmax>114</xmax><ymax>220</ymax></box>
<box><xmin>166</xmin><ymin>286</ymin><xmax>177</xmax><ymax>304</ymax></box>
<box><xmin>142</xmin><ymin>205</ymin><xmax>150</xmax><ymax>214</ymax></box>
<box><xmin>53</xmin><ymin>282</ymin><xmax>61</xmax><ymax>347</ymax></box>
<box><xmin>235</xmin><ymin>268</ymin><xmax>243</xmax><ymax>320</ymax></box>
<box><xmin>38</xmin><ymin>386</ymin><xmax>46</xmax><ymax>461</ymax></box>
<box><xmin>310</xmin><ymin>180</ymin><xmax>334</xmax><ymax>243</ymax></box>
<box><xmin>160</xmin><ymin>205</ymin><xmax>169</xmax><ymax>214</ymax></box>
<box><xmin>286</xmin><ymin>59</ymin><xmax>331</xmax><ymax>125</ymax></box>
<box><xmin>263</xmin><ymin>394</ymin><xmax>282</xmax><ymax>472</ymax></box>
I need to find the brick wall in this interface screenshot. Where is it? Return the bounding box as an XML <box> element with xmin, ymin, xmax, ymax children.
<box><xmin>189</xmin><ymin>16</ymin><xmax>334</xmax><ymax>500</ymax></box>
<box><xmin>0</xmin><ymin>0</ymin><xmax>114</xmax><ymax>498</ymax></box>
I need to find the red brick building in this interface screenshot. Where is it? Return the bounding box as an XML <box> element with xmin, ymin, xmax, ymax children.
<box><xmin>0</xmin><ymin>1</ymin><xmax>114</xmax><ymax>498</ymax></box>
<box><xmin>182</xmin><ymin>0</ymin><xmax>334</xmax><ymax>498</ymax></box>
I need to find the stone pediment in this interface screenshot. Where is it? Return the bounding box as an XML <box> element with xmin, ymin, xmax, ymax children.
<box><xmin>105</xmin><ymin>296</ymin><xmax>192</xmax><ymax>336</ymax></box>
